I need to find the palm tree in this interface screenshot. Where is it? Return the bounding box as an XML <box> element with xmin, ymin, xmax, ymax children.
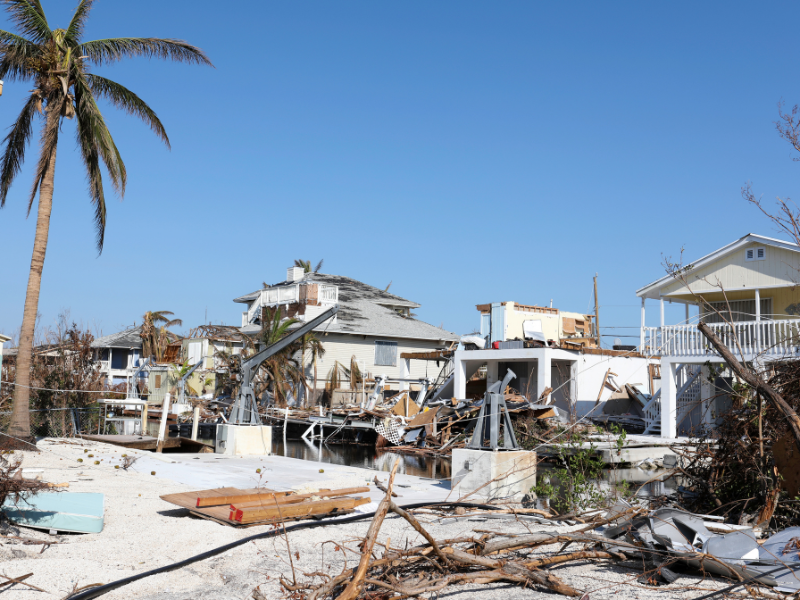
<box><xmin>0</xmin><ymin>1</ymin><xmax>211</xmax><ymax>445</ymax></box>
<box><xmin>141</xmin><ymin>310</ymin><xmax>182</xmax><ymax>361</ymax></box>
<box><xmin>255</xmin><ymin>307</ymin><xmax>325</xmax><ymax>407</ymax></box>
<box><xmin>293</xmin><ymin>259</ymin><xmax>324</xmax><ymax>274</ymax></box>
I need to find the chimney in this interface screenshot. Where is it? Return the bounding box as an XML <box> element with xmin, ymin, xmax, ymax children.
<box><xmin>287</xmin><ymin>266</ymin><xmax>305</xmax><ymax>282</ymax></box>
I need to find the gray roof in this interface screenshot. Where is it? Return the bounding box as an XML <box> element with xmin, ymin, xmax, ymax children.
<box><xmin>238</xmin><ymin>273</ymin><xmax>457</xmax><ymax>342</ymax></box>
<box><xmin>90</xmin><ymin>327</ymin><xmax>143</xmax><ymax>349</ymax></box>
<box><xmin>234</xmin><ymin>273</ymin><xmax>420</xmax><ymax>308</ymax></box>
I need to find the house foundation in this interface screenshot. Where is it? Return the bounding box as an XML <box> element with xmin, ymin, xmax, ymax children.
<box><xmin>215</xmin><ymin>425</ymin><xmax>272</xmax><ymax>455</ymax></box>
<box><xmin>451</xmin><ymin>449</ymin><xmax>537</xmax><ymax>501</ymax></box>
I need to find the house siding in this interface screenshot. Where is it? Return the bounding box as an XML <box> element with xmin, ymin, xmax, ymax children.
<box><xmin>301</xmin><ymin>333</ymin><xmax>449</xmax><ymax>388</ymax></box>
<box><xmin>662</xmin><ymin>243</ymin><xmax>800</xmax><ymax>296</ymax></box>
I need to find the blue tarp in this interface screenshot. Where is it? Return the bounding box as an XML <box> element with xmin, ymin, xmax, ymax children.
<box><xmin>2</xmin><ymin>492</ymin><xmax>104</xmax><ymax>534</ymax></box>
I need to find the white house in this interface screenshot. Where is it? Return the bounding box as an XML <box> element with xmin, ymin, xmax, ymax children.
<box><xmin>0</xmin><ymin>333</ymin><xmax>10</xmax><ymax>366</ymax></box>
<box><xmin>636</xmin><ymin>233</ymin><xmax>800</xmax><ymax>438</ymax></box>
<box><xmin>90</xmin><ymin>327</ymin><xmax>144</xmax><ymax>386</ymax></box>
<box><xmin>234</xmin><ymin>267</ymin><xmax>459</xmax><ymax>400</ymax></box>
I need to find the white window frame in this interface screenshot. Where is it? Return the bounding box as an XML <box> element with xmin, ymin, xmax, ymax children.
<box><xmin>746</xmin><ymin>247</ymin><xmax>766</xmax><ymax>261</ymax></box>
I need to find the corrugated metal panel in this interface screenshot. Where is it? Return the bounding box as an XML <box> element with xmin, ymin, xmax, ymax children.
<box><xmin>374</xmin><ymin>341</ymin><xmax>398</xmax><ymax>366</ymax></box>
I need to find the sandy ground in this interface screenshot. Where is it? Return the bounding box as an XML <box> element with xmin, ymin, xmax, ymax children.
<box><xmin>0</xmin><ymin>439</ymin><xmax>733</xmax><ymax>600</ymax></box>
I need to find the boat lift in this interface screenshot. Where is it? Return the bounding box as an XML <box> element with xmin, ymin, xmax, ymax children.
<box><xmin>229</xmin><ymin>305</ymin><xmax>339</xmax><ymax>425</ymax></box>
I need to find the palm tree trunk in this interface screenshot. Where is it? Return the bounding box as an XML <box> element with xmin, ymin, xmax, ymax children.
<box><xmin>6</xmin><ymin>142</ymin><xmax>58</xmax><ymax>448</ymax></box>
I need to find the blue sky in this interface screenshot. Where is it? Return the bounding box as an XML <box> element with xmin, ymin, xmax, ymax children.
<box><xmin>1</xmin><ymin>1</ymin><xmax>800</xmax><ymax>344</ymax></box>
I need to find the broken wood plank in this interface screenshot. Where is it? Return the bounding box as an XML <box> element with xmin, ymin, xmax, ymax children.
<box><xmin>226</xmin><ymin>487</ymin><xmax>370</xmax><ymax>510</ymax></box>
<box><xmin>231</xmin><ymin>496</ymin><xmax>370</xmax><ymax>523</ymax></box>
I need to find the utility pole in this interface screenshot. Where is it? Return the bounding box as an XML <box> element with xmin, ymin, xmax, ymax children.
<box><xmin>593</xmin><ymin>274</ymin><xmax>601</xmax><ymax>348</ymax></box>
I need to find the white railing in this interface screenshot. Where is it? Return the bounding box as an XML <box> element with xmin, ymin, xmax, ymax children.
<box><xmin>319</xmin><ymin>284</ymin><xmax>338</xmax><ymax>303</ymax></box>
<box><xmin>643</xmin><ymin>319</ymin><xmax>800</xmax><ymax>358</ymax></box>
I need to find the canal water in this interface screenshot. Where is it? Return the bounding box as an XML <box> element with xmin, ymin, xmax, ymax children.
<box><xmin>272</xmin><ymin>439</ymin><xmax>452</xmax><ymax>480</ymax></box>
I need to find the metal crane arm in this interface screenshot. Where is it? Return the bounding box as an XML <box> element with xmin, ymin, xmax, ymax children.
<box><xmin>240</xmin><ymin>305</ymin><xmax>338</xmax><ymax>391</ymax></box>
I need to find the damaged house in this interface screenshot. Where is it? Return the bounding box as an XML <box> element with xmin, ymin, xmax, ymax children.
<box><xmin>454</xmin><ymin>300</ymin><xmax>658</xmax><ymax>425</ymax></box>
<box><xmin>234</xmin><ymin>267</ymin><xmax>459</xmax><ymax>402</ymax></box>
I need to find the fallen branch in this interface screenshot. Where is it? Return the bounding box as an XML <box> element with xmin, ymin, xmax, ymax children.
<box><xmin>334</xmin><ymin>458</ymin><xmax>400</xmax><ymax>600</ymax></box>
<box><xmin>372</xmin><ymin>476</ymin><xmax>398</xmax><ymax>497</ymax></box>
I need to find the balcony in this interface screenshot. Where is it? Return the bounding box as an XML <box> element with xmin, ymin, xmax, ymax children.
<box><xmin>642</xmin><ymin>319</ymin><xmax>800</xmax><ymax>359</ymax></box>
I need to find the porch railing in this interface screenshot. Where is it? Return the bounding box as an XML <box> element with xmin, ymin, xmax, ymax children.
<box><xmin>642</xmin><ymin>319</ymin><xmax>800</xmax><ymax>358</ymax></box>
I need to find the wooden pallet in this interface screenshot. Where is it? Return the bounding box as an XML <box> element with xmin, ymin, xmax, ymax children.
<box><xmin>160</xmin><ymin>486</ymin><xmax>370</xmax><ymax>528</ymax></box>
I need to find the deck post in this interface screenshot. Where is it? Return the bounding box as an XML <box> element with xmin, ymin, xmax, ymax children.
<box><xmin>660</xmin><ymin>361</ymin><xmax>677</xmax><ymax>438</ymax></box>
<box><xmin>191</xmin><ymin>404</ymin><xmax>199</xmax><ymax>440</ymax></box>
<box><xmin>640</xmin><ymin>298</ymin><xmax>646</xmax><ymax>352</ymax></box>
<box><xmin>755</xmin><ymin>288</ymin><xmax>761</xmax><ymax>351</ymax></box>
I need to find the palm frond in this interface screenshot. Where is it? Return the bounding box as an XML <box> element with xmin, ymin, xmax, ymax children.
<box><xmin>4</xmin><ymin>0</ymin><xmax>50</xmax><ymax>44</ymax></box>
<box><xmin>314</xmin><ymin>259</ymin><xmax>324</xmax><ymax>273</ymax></box>
<box><xmin>73</xmin><ymin>75</ymin><xmax>127</xmax><ymax>196</ymax></box>
<box><xmin>26</xmin><ymin>101</ymin><xmax>59</xmax><ymax>217</ymax></box>
<box><xmin>74</xmin><ymin>76</ymin><xmax>110</xmax><ymax>251</ymax></box>
<box><xmin>86</xmin><ymin>74</ymin><xmax>170</xmax><ymax>148</ymax></box>
<box><xmin>65</xmin><ymin>0</ymin><xmax>94</xmax><ymax>45</ymax></box>
<box><xmin>80</xmin><ymin>37</ymin><xmax>213</xmax><ymax>66</ymax></box>
<box><xmin>0</xmin><ymin>29</ymin><xmax>38</xmax><ymax>80</ymax></box>
<box><xmin>0</xmin><ymin>93</ymin><xmax>39</xmax><ymax>207</ymax></box>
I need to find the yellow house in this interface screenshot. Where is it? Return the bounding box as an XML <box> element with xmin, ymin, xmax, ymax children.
<box><xmin>636</xmin><ymin>233</ymin><xmax>800</xmax><ymax>438</ymax></box>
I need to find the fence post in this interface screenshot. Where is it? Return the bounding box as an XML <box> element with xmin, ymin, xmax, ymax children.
<box><xmin>156</xmin><ymin>393</ymin><xmax>171</xmax><ymax>453</ymax></box>
<box><xmin>70</xmin><ymin>408</ymin><xmax>79</xmax><ymax>437</ymax></box>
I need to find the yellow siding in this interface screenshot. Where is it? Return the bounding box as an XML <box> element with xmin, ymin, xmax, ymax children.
<box><xmin>503</xmin><ymin>304</ymin><xmax>561</xmax><ymax>341</ymax></box>
<box><xmin>662</xmin><ymin>243</ymin><xmax>800</xmax><ymax>296</ymax></box>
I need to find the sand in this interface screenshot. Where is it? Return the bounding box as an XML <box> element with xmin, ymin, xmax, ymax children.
<box><xmin>0</xmin><ymin>439</ymin><xmax>730</xmax><ymax>600</ymax></box>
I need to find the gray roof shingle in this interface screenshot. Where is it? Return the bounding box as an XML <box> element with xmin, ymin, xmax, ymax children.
<box><xmin>90</xmin><ymin>327</ymin><xmax>143</xmax><ymax>349</ymax></box>
<box><xmin>238</xmin><ymin>273</ymin><xmax>457</xmax><ymax>342</ymax></box>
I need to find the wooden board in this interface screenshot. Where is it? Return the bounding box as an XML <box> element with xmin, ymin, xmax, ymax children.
<box><xmin>161</xmin><ymin>487</ymin><xmax>274</xmax><ymax>510</ymax></box>
<box><xmin>81</xmin><ymin>434</ymin><xmax>180</xmax><ymax>450</ymax></box>
<box><xmin>161</xmin><ymin>487</ymin><xmax>369</xmax><ymax>528</ymax></box>
<box><xmin>233</xmin><ymin>496</ymin><xmax>371</xmax><ymax>523</ymax></box>
<box><xmin>229</xmin><ymin>487</ymin><xmax>370</xmax><ymax>510</ymax></box>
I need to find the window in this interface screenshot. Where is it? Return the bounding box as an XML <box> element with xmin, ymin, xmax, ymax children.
<box><xmin>374</xmin><ymin>341</ymin><xmax>398</xmax><ymax>366</ymax></box>
<box><xmin>703</xmin><ymin>298</ymin><xmax>772</xmax><ymax>323</ymax></box>
<box><xmin>746</xmin><ymin>247</ymin><xmax>766</xmax><ymax>261</ymax></box>
<box><xmin>110</xmin><ymin>350</ymin><xmax>128</xmax><ymax>370</ymax></box>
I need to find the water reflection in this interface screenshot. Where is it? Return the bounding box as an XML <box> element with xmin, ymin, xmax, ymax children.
<box><xmin>272</xmin><ymin>439</ymin><xmax>452</xmax><ymax>480</ymax></box>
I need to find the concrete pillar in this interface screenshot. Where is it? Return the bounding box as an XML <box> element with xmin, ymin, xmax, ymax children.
<box><xmin>685</xmin><ymin>303</ymin><xmax>690</xmax><ymax>324</ymax></box>
<box><xmin>660</xmin><ymin>297</ymin><xmax>665</xmax><ymax>329</ymax></box>
<box><xmin>660</xmin><ymin>360</ymin><xmax>677</xmax><ymax>439</ymax></box>
<box><xmin>453</xmin><ymin>356</ymin><xmax>467</xmax><ymax>399</ymax></box>
<box><xmin>537</xmin><ymin>352</ymin><xmax>552</xmax><ymax>401</ymax></box>
<box><xmin>486</xmin><ymin>361</ymin><xmax>499</xmax><ymax>392</ymax></box>
<box><xmin>700</xmin><ymin>365</ymin><xmax>714</xmax><ymax>428</ymax></box>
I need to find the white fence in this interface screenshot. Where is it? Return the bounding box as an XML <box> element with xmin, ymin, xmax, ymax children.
<box><xmin>643</xmin><ymin>319</ymin><xmax>800</xmax><ymax>359</ymax></box>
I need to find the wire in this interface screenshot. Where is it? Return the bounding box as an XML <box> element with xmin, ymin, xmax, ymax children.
<box><xmin>0</xmin><ymin>380</ymin><xmax>118</xmax><ymax>394</ymax></box>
